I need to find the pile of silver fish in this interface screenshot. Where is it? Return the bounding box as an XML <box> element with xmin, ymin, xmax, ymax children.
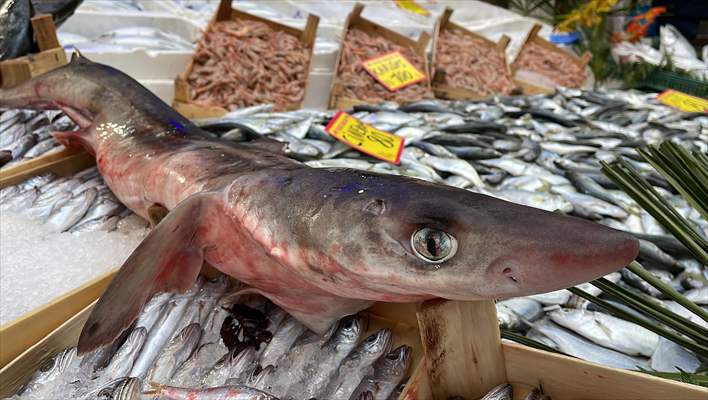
<box><xmin>0</xmin><ymin>109</ymin><xmax>72</xmax><ymax>169</ymax></box>
<box><xmin>0</xmin><ymin>167</ymin><xmax>148</xmax><ymax>234</ymax></box>
<box><xmin>192</xmin><ymin>89</ymin><xmax>707</xmax><ymax>373</ymax></box>
<box><xmin>11</xmin><ymin>274</ymin><xmax>411</xmax><ymax>400</ymax></box>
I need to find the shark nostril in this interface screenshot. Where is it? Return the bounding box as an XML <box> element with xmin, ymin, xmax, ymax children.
<box><xmin>502</xmin><ymin>267</ymin><xmax>518</xmax><ymax>283</ymax></box>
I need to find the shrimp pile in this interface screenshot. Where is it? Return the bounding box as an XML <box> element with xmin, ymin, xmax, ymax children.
<box><xmin>435</xmin><ymin>27</ymin><xmax>514</xmax><ymax>96</ymax></box>
<box><xmin>187</xmin><ymin>19</ymin><xmax>311</xmax><ymax>111</ymax></box>
<box><xmin>513</xmin><ymin>41</ymin><xmax>586</xmax><ymax>88</ymax></box>
<box><xmin>338</xmin><ymin>28</ymin><xmax>432</xmax><ymax>104</ymax></box>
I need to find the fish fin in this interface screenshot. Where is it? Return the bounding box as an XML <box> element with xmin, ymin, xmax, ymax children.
<box><xmin>77</xmin><ymin>192</ymin><xmax>217</xmax><ymax>355</ymax></box>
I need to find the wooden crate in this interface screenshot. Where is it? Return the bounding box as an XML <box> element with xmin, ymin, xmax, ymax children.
<box><xmin>172</xmin><ymin>0</ymin><xmax>319</xmax><ymax>119</ymax></box>
<box><xmin>328</xmin><ymin>3</ymin><xmax>432</xmax><ymax>109</ymax></box>
<box><xmin>416</xmin><ymin>299</ymin><xmax>707</xmax><ymax>400</ymax></box>
<box><xmin>0</xmin><ymin>15</ymin><xmax>67</xmax><ymax>89</ymax></box>
<box><xmin>430</xmin><ymin>7</ymin><xmax>513</xmax><ymax>101</ymax></box>
<box><xmin>0</xmin><ymin>268</ymin><xmax>429</xmax><ymax>399</ymax></box>
<box><xmin>510</xmin><ymin>24</ymin><xmax>591</xmax><ymax>95</ymax></box>
<box><xmin>0</xmin><ymin>15</ymin><xmax>86</xmax><ymax>182</ymax></box>
<box><xmin>0</xmin><ymin>155</ymin><xmax>99</xmax><ymax>367</ymax></box>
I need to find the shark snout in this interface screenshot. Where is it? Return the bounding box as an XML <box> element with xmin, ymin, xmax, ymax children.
<box><xmin>483</xmin><ymin>213</ymin><xmax>639</xmax><ymax>297</ymax></box>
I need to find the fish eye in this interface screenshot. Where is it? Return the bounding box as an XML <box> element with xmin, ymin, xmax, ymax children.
<box><xmin>410</xmin><ymin>228</ymin><xmax>457</xmax><ymax>263</ymax></box>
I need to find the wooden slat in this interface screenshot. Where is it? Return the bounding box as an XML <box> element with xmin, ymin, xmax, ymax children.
<box><xmin>0</xmin><ymin>149</ymin><xmax>94</xmax><ymax>188</ymax></box>
<box><xmin>0</xmin><ymin>61</ymin><xmax>31</xmax><ymax>88</ymax></box>
<box><xmin>0</xmin><ymin>302</ymin><xmax>96</xmax><ymax>397</ymax></box>
<box><xmin>417</xmin><ymin>300</ymin><xmax>507</xmax><ymax>399</ymax></box>
<box><xmin>31</xmin><ymin>15</ymin><xmax>61</xmax><ymax>51</ymax></box>
<box><xmin>503</xmin><ymin>342</ymin><xmax>708</xmax><ymax>400</ymax></box>
<box><xmin>401</xmin><ymin>357</ymin><xmax>433</xmax><ymax>400</ymax></box>
<box><xmin>0</xmin><ymin>267</ymin><xmax>115</xmax><ymax>368</ymax></box>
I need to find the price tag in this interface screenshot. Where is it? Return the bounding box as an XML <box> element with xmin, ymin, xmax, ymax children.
<box><xmin>395</xmin><ymin>0</ymin><xmax>430</xmax><ymax>16</ymax></box>
<box><xmin>325</xmin><ymin>111</ymin><xmax>405</xmax><ymax>164</ymax></box>
<box><xmin>657</xmin><ymin>89</ymin><xmax>708</xmax><ymax>113</ymax></box>
<box><xmin>361</xmin><ymin>51</ymin><xmax>427</xmax><ymax>92</ymax></box>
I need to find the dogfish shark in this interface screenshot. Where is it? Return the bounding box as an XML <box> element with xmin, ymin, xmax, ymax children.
<box><xmin>0</xmin><ymin>54</ymin><xmax>639</xmax><ymax>354</ymax></box>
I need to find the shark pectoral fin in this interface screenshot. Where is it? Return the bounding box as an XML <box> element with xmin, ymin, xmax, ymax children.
<box><xmin>77</xmin><ymin>192</ymin><xmax>217</xmax><ymax>355</ymax></box>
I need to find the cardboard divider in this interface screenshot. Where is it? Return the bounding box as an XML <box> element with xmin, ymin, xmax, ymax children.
<box><xmin>172</xmin><ymin>0</ymin><xmax>320</xmax><ymax>118</ymax></box>
<box><xmin>430</xmin><ymin>7</ymin><xmax>513</xmax><ymax>100</ymax></box>
<box><xmin>510</xmin><ymin>23</ymin><xmax>591</xmax><ymax>95</ymax></box>
<box><xmin>328</xmin><ymin>2</ymin><xmax>432</xmax><ymax>109</ymax></box>
<box><xmin>0</xmin><ymin>15</ymin><xmax>67</xmax><ymax>89</ymax></box>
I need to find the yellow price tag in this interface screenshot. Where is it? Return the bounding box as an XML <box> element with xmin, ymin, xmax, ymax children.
<box><xmin>657</xmin><ymin>89</ymin><xmax>708</xmax><ymax>113</ymax></box>
<box><xmin>325</xmin><ymin>111</ymin><xmax>405</xmax><ymax>164</ymax></box>
<box><xmin>395</xmin><ymin>0</ymin><xmax>430</xmax><ymax>16</ymax></box>
<box><xmin>361</xmin><ymin>51</ymin><xmax>427</xmax><ymax>92</ymax></box>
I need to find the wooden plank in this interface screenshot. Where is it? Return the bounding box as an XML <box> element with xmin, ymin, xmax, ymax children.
<box><xmin>401</xmin><ymin>358</ymin><xmax>433</xmax><ymax>400</ymax></box>
<box><xmin>31</xmin><ymin>15</ymin><xmax>61</xmax><ymax>51</ymax></box>
<box><xmin>0</xmin><ymin>271</ymin><xmax>115</xmax><ymax>369</ymax></box>
<box><xmin>0</xmin><ymin>60</ymin><xmax>31</xmax><ymax>88</ymax></box>
<box><xmin>0</xmin><ymin>149</ymin><xmax>94</xmax><ymax>188</ymax></box>
<box><xmin>503</xmin><ymin>342</ymin><xmax>708</xmax><ymax>400</ymax></box>
<box><xmin>0</xmin><ymin>302</ymin><xmax>95</xmax><ymax>397</ymax></box>
<box><xmin>417</xmin><ymin>300</ymin><xmax>507</xmax><ymax>400</ymax></box>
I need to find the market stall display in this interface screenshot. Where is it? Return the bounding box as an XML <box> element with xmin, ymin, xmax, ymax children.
<box><xmin>511</xmin><ymin>24</ymin><xmax>591</xmax><ymax>94</ymax></box>
<box><xmin>431</xmin><ymin>8</ymin><xmax>515</xmax><ymax>99</ymax></box>
<box><xmin>173</xmin><ymin>0</ymin><xmax>319</xmax><ymax>117</ymax></box>
<box><xmin>328</xmin><ymin>4</ymin><xmax>433</xmax><ymax>109</ymax></box>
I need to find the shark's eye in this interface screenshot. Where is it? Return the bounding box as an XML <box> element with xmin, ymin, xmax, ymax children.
<box><xmin>411</xmin><ymin>228</ymin><xmax>457</xmax><ymax>263</ymax></box>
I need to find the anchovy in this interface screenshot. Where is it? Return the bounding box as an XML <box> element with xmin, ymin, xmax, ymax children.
<box><xmin>147</xmin><ymin>323</ymin><xmax>203</xmax><ymax>385</ymax></box>
<box><xmin>322</xmin><ymin>329</ymin><xmax>393</xmax><ymax>400</ymax></box>
<box><xmin>480</xmin><ymin>383</ymin><xmax>513</xmax><ymax>400</ymax></box>
<box><xmin>287</xmin><ymin>315</ymin><xmax>363</xmax><ymax>399</ymax></box>
<box><xmin>149</xmin><ymin>384</ymin><xmax>280</xmax><ymax>400</ymax></box>
<box><xmin>349</xmin><ymin>345</ymin><xmax>411</xmax><ymax>400</ymax></box>
<box><xmin>0</xmin><ymin>55</ymin><xmax>638</xmax><ymax>356</ymax></box>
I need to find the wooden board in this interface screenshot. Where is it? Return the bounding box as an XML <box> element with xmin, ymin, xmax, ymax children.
<box><xmin>0</xmin><ymin>275</ymin><xmax>427</xmax><ymax>399</ymax></box>
<box><xmin>0</xmin><ymin>15</ymin><xmax>67</xmax><ymax>88</ymax></box>
<box><xmin>510</xmin><ymin>23</ymin><xmax>590</xmax><ymax>93</ymax></box>
<box><xmin>327</xmin><ymin>2</ymin><xmax>432</xmax><ymax>109</ymax></box>
<box><xmin>430</xmin><ymin>7</ymin><xmax>513</xmax><ymax>100</ymax></box>
<box><xmin>0</xmin><ymin>271</ymin><xmax>115</xmax><ymax>368</ymax></box>
<box><xmin>503</xmin><ymin>342</ymin><xmax>707</xmax><ymax>400</ymax></box>
<box><xmin>172</xmin><ymin>0</ymin><xmax>319</xmax><ymax>118</ymax></box>
<box><xmin>417</xmin><ymin>299</ymin><xmax>506</xmax><ymax>399</ymax></box>
<box><xmin>0</xmin><ymin>148</ymin><xmax>94</xmax><ymax>188</ymax></box>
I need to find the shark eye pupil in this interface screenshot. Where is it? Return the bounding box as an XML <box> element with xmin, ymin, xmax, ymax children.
<box><xmin>411</xmin><ymin>228</ymin><xmax>458</xmax><ymax>263</ymax></box>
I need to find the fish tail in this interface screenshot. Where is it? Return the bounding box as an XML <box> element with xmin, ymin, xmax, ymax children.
<box><xmin>77</xmin><ymin>192</ymin><xmax>218</xmax><ymax>355</ymax></box>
